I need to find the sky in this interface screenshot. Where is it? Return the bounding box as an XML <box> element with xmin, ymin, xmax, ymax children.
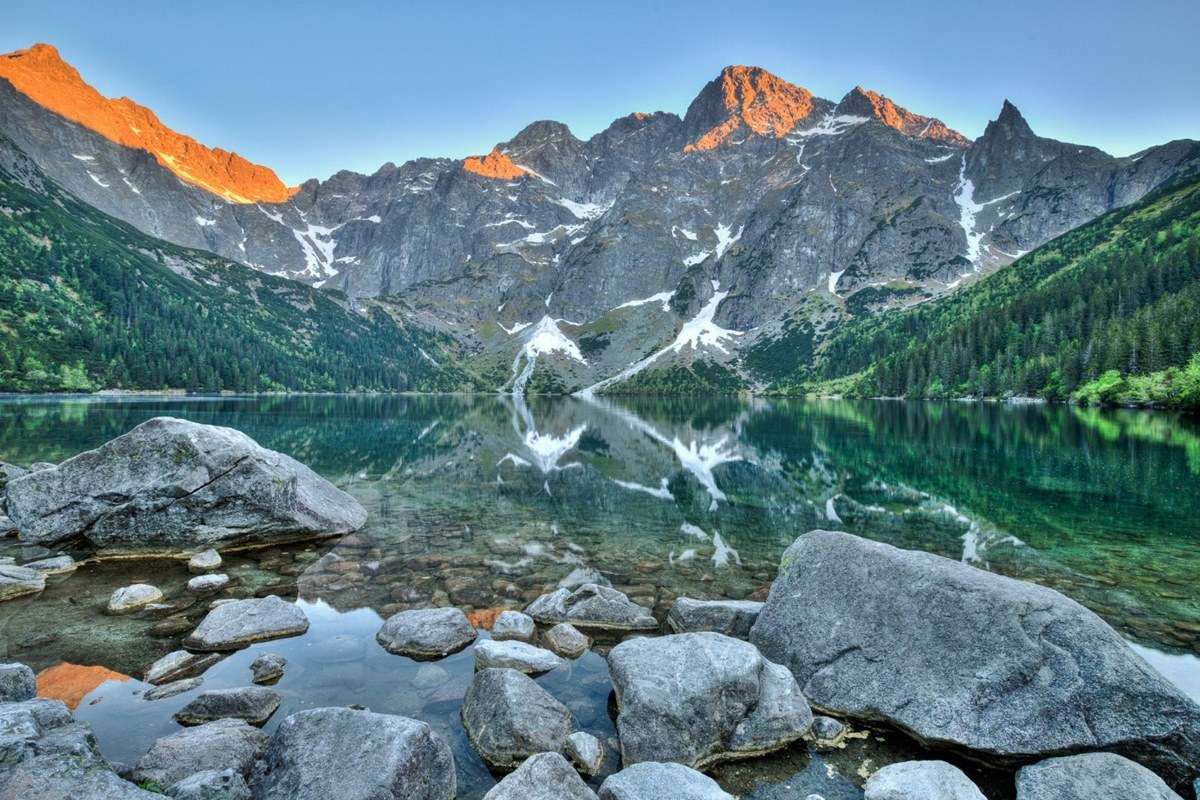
<box><xmin>4</xmin><ymin>0</ymin><xmax>1197</xmax><ymax>185</ymax></box>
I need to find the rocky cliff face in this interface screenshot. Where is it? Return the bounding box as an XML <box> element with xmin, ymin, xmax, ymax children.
<box><xmin>2</xmin><ymin>49</ymin><xmax>1197</xmax><ymax>393</ymax></box>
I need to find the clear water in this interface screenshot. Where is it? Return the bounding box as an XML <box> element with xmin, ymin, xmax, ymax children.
<box><xmin>0</xmin><ymin>395</ymin><xmax>1197</xmax><ymax>797</ymax></box>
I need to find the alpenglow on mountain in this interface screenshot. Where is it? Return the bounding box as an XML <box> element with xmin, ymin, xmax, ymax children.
<box><xmin>1</xmin><ymin>45</ymin><xmax>1197</xmax><ymax>394</ymax></box>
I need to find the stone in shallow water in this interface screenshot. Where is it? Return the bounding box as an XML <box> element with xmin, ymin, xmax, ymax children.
<box><xmin>412</xmin><ymin>663</ymin><xmax>449</xmax><ymax>692</ymax></box>
<box><xmin>749</xmin><ymin>530</ymin><xmax>1200</xmax><ymax>787</ymax></box>
<box><xmin>166</xmin><ymin>768</ymin><xmax>251</xmax><ymax>800</ymax></box>
<box><xmin>864</xmin><ymin>760</ymin><xmax>986</xmax><ymax>800</ymax></box>
<box><xmin>810</xmin><ymin>716</ymin><xmax>846</xmax><ymax>742</ymax></box>
<box><xmin>0</xmin><ymin>563</ymin><xmax>44</xmax><ymax>601</ymax></box>
<box><xmin>173</xmin><ymin>686</ymin><xmax>281</xmax><ymax>726</ymax></box>
<box><xmin>188</xmin><ymin>549</ymin><xmax>222</xmax><ymax>574</ymax></box>
<box><xmin>598</xmin><ymin>762</ymin><xmax>733</xmax><ymax>800</ymax></box>
<box><xmin>4</xmin><ymin>417</ymin><xmax>367</xmax><ymax>550</ymax></box>
<box><xmin>543</xmin><ymin>622</ymin><xmax>589</xmax><ymax>658</ymax></box>
<box><xmin>474</xmin><ymin>639</ymin><xmax>564</xmax><ymax>674</ymax></box>
<box><xmin>255</xmin><ymin>707</ymin><xmax>456</xmax><ymax>800</ymax></box>
<box><xmin>607</xmin><ymin>631</ymin><xmax>812</xmax><ymax>769</ymax></box>
<box><xmin>22</xmin><ymin>554</ymin><xmax>77</xmax><ymax>575</ymax></box>
<box><xmin>145</xmin><ymin>650</ymin><xmax>223</xmax><ymax>685</ymax></box>
<box><xmin>565</xmin><ymin>730</ymin><xmax>605</xmax><ymax>775</ymax></box>
<box><xmin>375</xmin><ymin>607</ymin><xmax>476</xmax><ymax>658</ymax></box>
<box><xmin>250</xmin><ymin>653</ymin><xmax>287</xmax><ymax>685</ymax></box>
<box><xmin>0</xmin><ymin>661</ymin><xmax>35</xmax><ymax>701</ymax></box>
<box><xmin>184</xmin><ymin>596</ymin><xmax>309</xmax><ymax>651</ymax></box>
<box><xmin>492</xmin><ymin>610</ymin><xmax>536</xmax><ymax>642</ymax></box>
<box><xmin>1015</xmin><ymin>752</ymin><xmax>1184</xmax><ymax>800</ymax></box>
<box><xmin>462</xmin><ymin>667</ymin><xmax>573</xmax><ymax>768</ymax></box>
<box><xmin>133</xmin><ymin>719</ymin><xmax>268</xmax><ymax>788</ymax></box>
<box><xmin>525</xmin><ymin>584</ymin><xmax>658</xmax><ymax>631</ymax></box>
<box><xmin>107</xmin><ymin>583</ymin><xmax>163</xmax><ymax>613</ymax></box>
<box><xmin>144</xmin><ymin>677</ymin><xmax>203</xmax><ymax>701</ymax></box>
<box><xmin>187</xmin><ymin>574</ymin><xmax>230</xmax><ymax>595</ymax></box>
<box><xmin>667</xmin><ymin>597</ymin><xmax>764</xmax><ymax>639</ymax></box>
<box><xmin>483</xmin><ymin>752</ymin><xmax>599</xmax><ymax>800</ymax></box>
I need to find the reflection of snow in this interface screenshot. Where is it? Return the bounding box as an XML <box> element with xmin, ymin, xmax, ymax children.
<box><xmin>825</xmin><ymin>496</ymin><xmax>843</xmax><ymax>524</ymax></box>
<box><xmin>613</xmin><ymin>478</ymin><xmax>673</xmax><ymax>500</ymax></box>
<box><xmin>934</xmin><ymin>502</ymin><xmax>1024</xmax><ymax>566</ymax></box>
<box><xmin>711</xmin><ymin>531</ymin><xmax>741</xmax><ymax>568</ymax></box>
<box><xmin>680</xmin><ymin>522</ymin><xmax>710</xmax><ymax>541</ymax></box>
<box><xmin>498</xmin><ymin>393</ymin><xmax>586</xmax><ymax>479</ymax></box>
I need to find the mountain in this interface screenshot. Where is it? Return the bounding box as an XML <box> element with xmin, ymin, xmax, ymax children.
<box><xmin>1</xmin><ymin>46</ymin><xmax>1198</xmax><ymax>395</ymax></box>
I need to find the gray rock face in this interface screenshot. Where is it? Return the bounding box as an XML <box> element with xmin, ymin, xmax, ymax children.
<box><xmin>525</xmin><ymin>584</ymin><xmax>658</xmax><ymax>631</ymax></box>
<box><xmin>667</xmin><ymin>598</ymin><xmax>764</xmax><ymax>639</ymax></box>
<box><xmin>166</xmin><ymin>768</ymin><xmax>251</xmax><ymax>800</ymax></box>
<box><xmin>462</xmin><ymin>668</ymin><xmax>573</xmax><ymax>768</ymax></box>
<box><xmin>1015</xmin><ymin>753</ymin><xmax>1183</xmax><ymax>800</ymax></box>
<box><xmin>598</xmin><ymin>762</ymin><xmax>734</xmax><ymax>800</ymax></box>
<box><xmin>482</xmin><ymin>752</ymin><xmax>599</xmax><ymax>800</ymax></box>
<box><xmin>250</xmin><ymin>653</ymin><xmax>287</xmax><ymax>684</ymax></box>
<box><xmin>188</xmin><ymin>549</ymin><xmax>222</xmax><ymax>573</ymax></box>
<box><xmin>0</xmin><ymin>662</ymin><xmax>35</xmax><ymax>701</ymax></box>
<box><xmin>5</xmin><ymin>417</ymin><xmax>367</xmax><ymax>550</ymax></box>
<box><xmin>0</xmin><ymin>563</ymin><xmax>44</xmax><ymax>601</ymax></box>
<box><xmin>863</xmin><ymin>761</ymin><xmax>986</xmax><ymax>800</ymax></box>
<box><xmin>187</xmin><ymin>574</ymin><xmax>230</xmax><ymax>595</ymax></box>
<box><xmin>608</xmin><ymin>632</ymin><xmax>812</xmax><ymax>768</ymax></box>
<box><xmin>543</xmin><ymin>623</ymin><xmax>590</xmax><ymax>658</ymax></box>
<box><xmin>0</xmin><ymin>698</ymin><xmax>87</xmax><ymax>769</ymax></box>
<box><xmin>255</xmin><ymin>707</ymin><xmax>456</xmax><ymax>800</ymax></box>
<box><xmin>474</xmin><ymin>639</ymin><xmax>565</xmax><ymax>674</ymax></box>
<box><xmin>144</xmin><ymin>677</ymin><xmax>204</xmax><ymax>701</ymax></box>
<box><xmin>145</xmin><ymin>650</ymin><xmax>223</xmax><ymax>684</ymax></box>
<box><xmin>750</xmin><ymin>531</ymin><xmax>1200</xmax><ymax>789</ymax></box>
<box><xmin>173</xmin><ymin>686</ymin><xmax>281</xmax><ymax>726</ymax></box>
<box><xmin>565</xmin><ymin>731</ymin><xmax>604</xmax><ymax>775</ymax></box>
<box><xmin>376</xmin><ymin>607</ymin><xmax>477</xmax><ymax>658</ymax></box>
<box><xmin>107</xmin><ymin>583</ymin><xmax>163</xmax><ymax>613</ymax></box>
<box><xmin>133</xmin><ymin>719</ymin><xmax>268</xmax><ymax>788</ymax></box>
<box><xmin>492</xmin><ymin>610</ymin><xmax>536</xmax><ymax>642</ymax></box>
<box><xmin>0</xmin><ymin>752</ymin><xmax>162</xmax><ymax>799</ymax></box>
<box><xmin>184</xmin><ymin>596</ymin><xmax>310</xmax><ymax>651</ymax></box>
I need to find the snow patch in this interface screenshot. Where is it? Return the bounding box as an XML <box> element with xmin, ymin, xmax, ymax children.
<box><xmin>713</xmin><ymin>223</ymin><xmax>743</xmax><ymax>259</ymax></box>
<box><xmin>87</xmin><ymin>171</ymin><xmax>109</xmax><ymax>188</ymax></box>
<box><xmin>672</xmin><ymin>226</ymin><xmax>698</xmax><ymax>241</ymax></box>
<box><xmin>613</xmin><ymin>291</ymin><xmax>674</xmax><ymax>312</ymax></box>
<box><xmin>510</xmin><ymin>316</ymin><xmax>586</xmax><ymax>395</ymax></box>
<box><xmin>194</xmin><ymin>216</ymin><xmax>217</xmax><ymax>227</ymax></box>
<box><xmin>550</xmin><ymin>197</ymin><xmax>608</xmax><ymax>220</ymax></box>
<box><xmin>828</xmin><ymin>269</ymin><xmax>846</xmax><ymax>295</ymax></box>
<box><xmin>613</xmin><ymin>478</ymin><xmax>673</xmax><ymax>500</ymax></box>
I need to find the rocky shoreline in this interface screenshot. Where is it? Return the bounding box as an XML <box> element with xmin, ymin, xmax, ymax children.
<box><xmin>1</xmin><ymin>419</ymin><xmax>1198</xmax><ymax>798</ymax></box>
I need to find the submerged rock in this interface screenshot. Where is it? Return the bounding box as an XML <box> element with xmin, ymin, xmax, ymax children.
<box><xmin>525</xmin><ymin>584</ymin><xmax>658</xmax><ymax>631</ymax></box>
<box><xmin>810</xmin><ymin>716</ymin><xmax>846</xmax><ymax>744</ymax></box>
<box><xmin>1015</xmin><ymin>752</ymin><xmax>1183</xmax><ymax>800</ymax></box>
<box><xmin>566</xmin><ymin>730</ymin><xmax>605</xmax><ymax>775</ymax></box>
<box><xmin>255</xmin><ymin>707</ymin><xmax>456</xmax><ymax>800</ymax></box>
<box><xmin>474</xmin><ymin>639</ymin><xmax>564</xmax><ymax>674</ymax></box>
<box><xmin>492</xmin><ymin>610</ymin><xmax>536</xmax><ymax>642</ymax></box>
<box><xmin>749</xmin><ymin>530</ymin><xmax>1200</xmax><ymax>788</ymax></box>
<box><xmin>667</xmin><ymin>598</ymin><xmax>763</xmax><ymax>639</ymax></box>
<box><xmin>0</xmin><ymin>563</ymin><xmax>44</xmax><ymax>601</ymax></box>
<box><xmin>107</xmin><ymin>583</ymin><xmax>163</xmax><ymax>613</ymax></box>
<box><xmin>133</xmin><ymin>718</ymin><xmax>268</xmax><ymax>788</ymax></box>
<box><xmin>250</xmin><ymin>653</ymin><xmax>287</xmax><ymax>685</ymax></box>
<box><xmin>462</xmin><ymin>668</ymin><xmax>573</xmax><ymax>768</ymax></box>
<box><xmin>174</xmin><ymin>686</ymin><xmax>281</xmax><ymax>726</ymax></box>
<box><xmin>376</xmin><ymin>607</ymin><xmax>476</xmax><ymax>658</ymax></box>
<box><xmin>863</xmin><ymin>760</ymin><xmax>986</xmax><ymax>800</ymax></box>
<box><xmin>598</xmin><ymin>762</ymin><xmax>733</xmax><ymax>800</ymax></box>
<box><xmin>0</xmin><ymin>662</ymin><xmax>35</xmax><ymax>702</ymax></box>
<box><xmin>22</xmin><ymin>555</ymin><xmax>76</xmax><ymax>575</ymax></box>
<box><xmin>5</xmin><ymin>417</ymin><xmax>367</xmax><ymax>551</ymax></box>
<box><xmin>166</xmin><ymin>768</ymin><xmax>251</xmax><ymax>800</ymax></box>
<box><xmin>483</xmin><ymin>752</ymin><xmax>599</xmax><ymax>800</ymax></box>
<box><xmin>188</xmin><ymin>549</ymin><xmax>222</xmax><ymax>574</ymax></box>
<box><xmin>608</xmin><ymin>632</ymin><xmax>812</xmax><ymax>768</ymax></box>
<box><xmin>145</xmin><ymin>650</ymin><xmax>223</xmax><ymax>685</ymax></box>
<box><xmin>187</xmin><ymin>574</ymin><xmax>230</xmax><ymax>595</ymax></box>
<box><xmin>144</xmin><ymin>677</ymin><xmax>203</xmax><ymax>701</ymax></box>
<box><xmin>543</xmin><ymin>622</ymin><xmax>589</xmax><ymax>658</ymax></box>
<box><xmin>184</xmin><ymin>596</ymin><xmax>309</xmax><ymax>651</ymax></box>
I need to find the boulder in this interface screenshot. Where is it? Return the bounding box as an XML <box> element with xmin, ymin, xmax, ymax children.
<box><xmin>174</xmin><ymin>686</ymin><xmax>281</xmax><ymax>726</ymax></box>
<box><xmin>187</xmin><ymin>574</ymin><xmax>230</xmax><ymax>595</ymax></box>
<box><xmin>462</xmin><ymin>668</ymin><xmax>573</xmax><ymax>768</ymax></box>
<box><xmin>474</xmin><ymin>639</ymin><xmax>565</xmax><ymax>674</ymax></box>
<box><xmin>607</xmin><ymin>632</ymin><xmax>811</xmax><ymax>768</ymax></box>
<box><xmin>0</xmin><ymin>662</ymin><xmax>35</xmax><ymax>701</ymax></box>
<box><xmin>492</xmin><ymin>610</ymin><xmax>536</xmax><ymax>642</ymax></box>
<box><xmin>0</xmin><ymin>752</ymin><xmax>161</xmax><ymax>799</ymax></box>
<box><xmin>525</xmin><ymin>584</ymin><xmax>658</xmax><ymax>631</ymax></box>
<box><xmin>133</xmin><ymin>719</ymin><xmax>268</xmax><ymax>788</ymax></box>
<box><xmin>23</xmin><ymin>555</ymin><xmax>76</xmax><ymax>575</ymax></box>
<box><xmin>145</xmin><ymin>650</ymin><xmax>223</xmax><ymax>685</ymax></box>
<box><xmin>0</xmin><ymin>563</ymin><xmax>44</xmax><ymax>601</ymax></box>
<box><xmin>144</xmin><ymin>677</ymin><xmax>204</xmax><ymax>701</ymax></box>
<box><xmin>166</xmin><ymin>768</ymin><xmax>251</xmax><ymax>800</ymax></box>
<box><xmin>566</xmin><ymin>731</ymin><xmax>605</xmax><ymax>775</ymax></box>
<box><xmin>184</xmin><ymin>596</ymin><xmax>309</xmax><ymax>651</ymax></box>
<box><xmin>255</xmin><ymin>707</ymin><xmax>456</xmax><ymax>800</ymax></box>
<box><xmin>375</xmin><ymin>607</ymin><xmax>476</xmax><ymax>658</ymax></box>
<box><xmin>250</xmin><ymin>653</ymin><xmax>287</xmax><ymax>685</ymax></box>
<box><xmin>598</xmin><ymin>762</ymin><xmax>733</xmax><ymax>800</ymax></box>
<box><xmin>1015</xmin><ymin>752</ymin><xmax>1183</xmax><ymax>800</ymax></box>
<box><xmin>107</xmin><ymin>583</ymin><xmax>163</xmax><ymax>613</ymax></box>
<box><xmin>810</xmin><ymin>716</ymin><xmax>846</xmax><ymax>743</ymax></box>
<box><xmin>667</xmin><ymin>598</ymin><xmax>763</xmax><ymax>639</ymax></box>
<box><xmin>483</xmin><ymin>752</ymin><xmax>599</xmax><ymax>800</ymax></box>
<box><xmin>863</xmin><ymin>761</ymin><xmax>986</xmax><ymax>800</ymax></box>
<box><xmin>188</xmin><ymin>549</ymin><xmax>222</xmax><ymax>574</ymax></box>
<box><xmin>0</xmin><ymin>698</ymin><xmax>88</xmax><ymax>769</ymax></box>
<box><xmin>749</xmin><ymin>531</ymin><xmax>1200</xmax><ymax>788</ymax></box>
<box><xmin>5</xmin><ymin>417</ymin><xmax>367</xmax><ymax>550</ymax></box>
<box><xmin>544</xmin><ymin>623</ymin><xmax>590</xmax><ymax>658</ymax></box>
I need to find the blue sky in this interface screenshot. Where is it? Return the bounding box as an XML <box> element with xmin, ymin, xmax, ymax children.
<box><xmin>4</xmin><ymin>0</ymin><xmax>1197</xmax><ymax>184</ymax></box>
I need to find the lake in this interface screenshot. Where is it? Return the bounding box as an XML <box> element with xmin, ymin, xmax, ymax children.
<box><xmin>1</xmin><ymin>394</ymin><xmax>1197</xmax><ymax>797</ymax></box>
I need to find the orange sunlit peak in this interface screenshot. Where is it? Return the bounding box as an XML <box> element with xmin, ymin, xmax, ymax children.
<box><xmin>462</xmin><ymin>148</ymin><xmax>529</xmax><ymax>180</ymax></box>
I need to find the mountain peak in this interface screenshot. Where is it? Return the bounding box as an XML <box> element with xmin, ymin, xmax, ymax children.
<box><xmin>462</xmin><ymin>147</ymin><xmax>528</xmax><ymax>180</ymax></box>
<box><xmin>985</xmin><ymin>100</ymin><xmax>1036</xmax><ymax>140</ymax></box>
<box><xmin>836</xmin><ymin>86</ymin><xmax>969</xmax><ymax>146</ymax></box>
<box><xmin>0</xmin><ymin>43</ymin><xmax>295</xmax><ymax>203</ymax></box>
<box><xmin>682</xmin><ymin>65</ymin><xmax>817</xmax><ymax>152</ymax></box>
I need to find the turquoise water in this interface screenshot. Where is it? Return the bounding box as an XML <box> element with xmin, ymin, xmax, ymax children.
<box><xmin>0</xmin><ymin>395</ymin><xmax>1197</xmax><ymax>796</ymax></box>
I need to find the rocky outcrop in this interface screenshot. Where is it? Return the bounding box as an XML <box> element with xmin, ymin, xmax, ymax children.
<box><xmin>173</xmin><ymin>686</ymin><xmax>281</xmax><ymax>726</ymax></box>
<box><xmin>598</xmin><ymin>762</ymin><xmax>733</xmax><ymax>800</ymax></box>
<box><xmin>525</xmin><ymin>584</ymin><xmax>657</xmax><ymax>631</ymax></box>
<box><xmin>254</xmin><ymin>707</ymin><xmax>456</xmax><ymax>800</ymax></box>
<box><xmin>462</xmin><ymin>668</ymin><xmax>573</xmax><ymax>768</ymax></box>
<box><xmin>165</xmin><ymin>768</ymin><xmax>251</xmax><ymax>800</ymax></box>
<box><xmin>376</xmin><ymin>607</ymin><xmax>477</xmax><ymax>658</ymax></box>
<box><xmin>0</xmin><ymin>662</ymin><xmax>35</xmax><ymax>701</ymax></box>
<box><xmin>607</xmin><ymin>632</ymin><xmax>812</xmax><ymax>768</ymax></box>
<box><xmin>749</xmin><ymin>531</ymin><xmax>1200</xmax><ymax>790</ymax></box>
<box><xmin>482</xmin><ymin>752</ymin><xmax>599</xmax><ymax>800</ymax></box>
<box><xmin>667</xmin><ymin>598</ymin><xmax>763</xmax><ymax>639</ymax></box>
<box><xmin>1015</xmin><ymin>753</ymin><xmax>1184</xmax><ymax>800</ymax></box>
<box><xmin>863</xmin><ymin>760</ymin><xmax>986</xmax><ymax>800</ymax></box>
<box><xmin>5</xmin><ymin>417</ymin><xmax>366</xmax><ymax>551</ymax></box>
<box><xmin>133</xmin><ymin>718</ymin><xmax>268</xmax><ymax>788</ymax></box>
<box><xmin>184</xmin><ymin>596</ymin><xmax>309</xmax><ymax>651</ymax></box>
<box><xmin>474</xmin><ymin>640</ymin><xmax>564</xmax><ymax>674</ymax></box>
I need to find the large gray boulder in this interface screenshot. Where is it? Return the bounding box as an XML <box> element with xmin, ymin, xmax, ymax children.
<box><xmin>133</xmin><ymin>718</ymin><xmax>268</xmax><ymax>788</ymax></box>
<box><xmin>0</xmin><ymin>662</ymin><xmax>35</xmax><ymax>701</ymax></box>
<box><xmin>667</xmin><ymin>598</ymin><xmax>763</xmax><ymax>639</ymax></box>
<box><xmin>462</xmin><ymin>668</ymin><xmax>573</xmax><ymax>768</ymax></box>
<box><xmin>1016</xmin><ymin>753</ymin><xmax>1183</xmax><ymax>800</ymax></box>
<box><xmin>0</xmin><ymin>563</ymin><xmax>44</xmax><ymax>601</ymax></box>
<box><xmin>0</xmin><ymin>752</ymin><xmax>162</xmax><ymax>799</ymax></box>
<box><xmin>525</xmin><ymin>584</ymin><xmax>658</xmax><ymax>631</ymax></box>
<box><xmin>492</xmin><ymin>610</ymin><xmax>536</xmax><ymax>642</ymax></box>
<box><xmin>145</xmin><ymin>650</ymin><xmax>223</xmax><ymax>684</ymax></box>
<box><xmin>598</xmin><ymin>762</ymin><xmax>733</xmax><ymax>800</ymax></box>
<box><xmin>5</xmin><ymin>417</ymin><xmax>367</xmax><ymax>551</ymax></box>
<box><xmin>607</xmin><ymin>632</ymin><xmax>811</xmax><ymax>768</ymax></box>
<box><xmin>376</xmin><ymin>607</ymin><xmax>477</xmax><ymax>658</ymax></box>
<box><xmin>0</xmin><ymin>698</ymin><xmax>93</xmax><ymax>770</ymax></box>
<box><xmin>255</xmin><ymin>707</ymin><xmax>455</xmax><ymax>800</ymax></box>
<box><xmin>863</xmin><ymin>760</ymin><xmax>986</xmax><ymax>800</ymax></box>
<box><xmin>749</xmin><ymin>531</ymin><xmax>1200</xmax><ymax>789</ymax></box>
<box><xmin>474</xmin><ymin>639</ymin><xmax>565</xmax><ymax>674</ymax></box>
<box><xmin>184</xmin><ymin>596</ymin><xmax>309</xmax><ymax>651</ymax></box>
<box><xmin>173</xmin><ymin>686</ymin><xmax>281</xmax><ymax>726</ymax></box>
<box><xmin>166</xmin><ymin>768</ymin><xmax>251</xmax><ymax>800</ymax></box>
<box><xmin>483</xmin><ymin>752</ymin><xmax>599</xmax><ymax>800</ymax></box>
